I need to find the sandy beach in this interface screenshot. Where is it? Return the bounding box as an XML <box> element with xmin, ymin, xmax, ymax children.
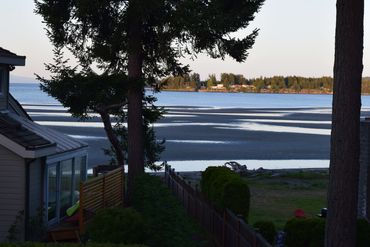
<box><xmin>23</xmin><ymin>104</ymin><xmax>338</xmax><ymax>170</ymax></box>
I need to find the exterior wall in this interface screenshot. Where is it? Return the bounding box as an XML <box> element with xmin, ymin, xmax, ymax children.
<box><xmin>0</xmin><ymin>65</ymin><xmax>8</xmax><ymax>111</ymax></box>
<box><xmin>29</xmin><ymin>159</ymin><xmax>43</xmax><ymax>218</ymax></box>
<box><xmin>359</xmin><ymin>119</ymin><xmax>370</xmax><ymax>219</ymax></box>
<box><xmin>0</xmin><ymin>145</ymin><xmax>25</xmax><ymax>242</ymax></box>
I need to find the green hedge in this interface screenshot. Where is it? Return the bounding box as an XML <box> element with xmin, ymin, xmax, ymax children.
<box><xmin>284</xmin><ymin>218</ymin><xmax>370</xmax><ymax>247</ymax></box>
<box><xmin>284</xmin><ymin>218</ymin><xmax>325</xmax><ymax>247</ymax></box>
<box><xmin>88</xmin><ymin>207</ymin><xmax>144</xmax><ymax>244</ymax></box>
<box><xmin>0</xmin><ymin>244</ymin><xmax>146</xmax><ymax>247</ymax></box>
<box><xmin>201</xmin><ymin>166</ymin><xmax>250</xmax><ymax>220</ymax></box>
<box><xmin>132</xmin><ymin>174</ymin><xmax>206</xmax><ymax>247</ymax></box>
<box><xmin>253</xmin><ymin>220</ymin><xmax>277</xmax><ymax>244</ymax></box>
<box><xmin>357</xmin><ymin>218</ymin><xmax>370</xmax><ymax>247</ymax></box>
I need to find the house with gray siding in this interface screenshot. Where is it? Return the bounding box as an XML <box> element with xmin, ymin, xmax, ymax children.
<box><xmin>0</xmin><ymin>48</ymin><xmax>88</xmax><ymax>242</ymax></box>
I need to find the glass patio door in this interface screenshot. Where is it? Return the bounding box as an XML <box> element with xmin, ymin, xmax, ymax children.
<box><xmin>59</xmin><ymin>159</ymin><xmax>73</xmax><ymax>218</ymax></box>
<box><xmin>47</xmin><ymin>164</ymin><xmax>58</xmax><ymax>224</ymax></box>
<box><xmin>46</xmin><ymin>156</ymin><xmax>87</xmax><ymax>225</ymax></box>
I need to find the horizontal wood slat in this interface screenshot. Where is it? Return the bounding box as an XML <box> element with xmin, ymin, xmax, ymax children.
<box><xmin>78</xmin><ymin>166</ymin><xmax>124</xmax><ymax>234</ymax></box>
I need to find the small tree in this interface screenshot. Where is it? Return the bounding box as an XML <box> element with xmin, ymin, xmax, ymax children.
<box><xmin>207</xmin><ymin>74</ymin><xmax>217</xmax><ymax>89</ymax></box>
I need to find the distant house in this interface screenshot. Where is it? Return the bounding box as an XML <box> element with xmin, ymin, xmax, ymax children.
<box><xmin>211</xmin><ymin>84</ymin><xmax>225</xmax><ymax>90</ymax></box>
<box><xmin>0</xmin><ymin>48</ymin><xmax>88</xmax><ymax>241</ymax></box>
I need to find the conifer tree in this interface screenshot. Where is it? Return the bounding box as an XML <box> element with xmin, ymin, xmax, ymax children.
<box><xmin>35</xmin><ymin>0</ymin><xmax>264</xmax><ymax>197</ymax></box>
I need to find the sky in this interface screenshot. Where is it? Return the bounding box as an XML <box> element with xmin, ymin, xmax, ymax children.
<box><xmin>1</xmin><ymin>0</ymin><xmax>370</xmax><ymax>81</ymax></box>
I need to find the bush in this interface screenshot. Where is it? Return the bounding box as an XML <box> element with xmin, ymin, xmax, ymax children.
<box><xmin>201</xmin><ymin>166</ymin><xmax>250</xmax><ymax>220</ymax></box>
<box><xmin>133</xmin><ymin>174</ymin><xmax>205</xmax><ymax>247</ymax></box>
<box><xmin>88</xmin><ymin>207</ymin><xmax>144</xmax><ymax>244</ymax></box>
<box><xmin>357</xmin><ymin>218</ymin><xmax>370</xmax><ymax>247</ymax></box>
<box><xmin>222</xmin><ymin>178</ymin><xmax>250</xmax><ymax>219</ymax></box>
<box><xmin>201</xmin><ymin>166</ymin><xmax>232</xmax><ymax>196</ymax></box>
<box><xmin>284</xmin><ymin>218</ymin><xmax>325</xmax><ymax>247</ymax></box>
<box><xmin>284</xmin><ymin>218</ymin><xmax>370</xmax><ymax>247</ymax></box>
<box><xmin>253</xmin><ymin>220</ymin><xmax>277</xmax><ymax>244</ymax></box>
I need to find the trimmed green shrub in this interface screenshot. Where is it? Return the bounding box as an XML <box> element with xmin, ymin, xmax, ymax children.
<box><xmin>133</xmin><ymin>174</ymin><xmax>206</xmax><ymax>247</ymax></box>
<box><xmin>284</xmin><ymin>218</ymin><xmax>325</xmax><ymax>247</ymax></box>
<box><xmin>357</xmin><ymin>218</ymin><xmax>370</xmax><ymax>247</ymax></box>
<box><xmin>0</xmin><ymin>244</ymin><xmax>147</xmax><ymax>247</ymax></box>
<box><xmin>222</xmin><ymin>178</ymin><xmax>250</xmax><ymax>218</ymax></box>
<box><xmin>285</xmin><ymin>218</ymin><xmax>370</xmax><ymax>247</ymax></box>
<box><xmin>88</xmin><ymin>207</ymin><xmax>144</xmax><ymax>244</ymax></box>
<box><xmin>253</xmin><ymin>220</ymin><xmax>277</xmax><ymax>244</ymax></box>
<box><xmin>201</xmin><ymin>166</ymin><xmax>233</xmax><ymax>196</ymax></box>
<box><xmin>201</xmin><ymin>166</ymin><xmax>250</xmax><ymax>220</ymax></box>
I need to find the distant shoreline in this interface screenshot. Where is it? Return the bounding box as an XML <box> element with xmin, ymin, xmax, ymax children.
<box><xmin>162</xmin><ymin>88</ymin><xmax>334</xmax><ymax>95</ymax></box>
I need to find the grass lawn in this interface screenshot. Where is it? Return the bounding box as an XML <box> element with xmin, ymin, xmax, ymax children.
<box><xmin>245</xmin><ymin>169</ymin><xmax>328</xmax><ymax>230</ymax></box>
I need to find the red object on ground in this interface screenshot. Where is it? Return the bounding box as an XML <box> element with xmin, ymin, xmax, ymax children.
<box><xmin>294</xmin><ymin>209</ymin><xmax>305</xmax><ymax>218</ymax></box>
<box><xmin>65</xmin><ymin>213</ymin><xmax>80</xmax><ymax>223</ymax></box>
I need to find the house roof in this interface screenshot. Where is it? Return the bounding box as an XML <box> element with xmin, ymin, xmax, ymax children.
<box><xmin>10</xmin><ymin>113</ymin><xmax>88</xmax><ymax>155</ymax></box>
<box><xmin>0</xmin><ymin>47</ymin><xmax>25</xmax><ymax>66</ymax></box>
<box><xmin>0</xmin><ymin>112</ymin><xmax>87</xmax><ymax>158</ymax></box>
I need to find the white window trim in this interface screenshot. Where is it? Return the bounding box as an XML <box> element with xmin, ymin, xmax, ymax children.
<box><xmin>0</xmin><ymin>67</ymin><xmax>4</xmax><ymax>95</ymax></box>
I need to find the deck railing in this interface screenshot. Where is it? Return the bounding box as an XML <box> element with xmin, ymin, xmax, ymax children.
<box><xmin>78</xmin><ymin>166</ymin><xmax>124</xmax><ymax>233</ymax></box>
<box><xmin>164</xmin><ymin>165</ymin><xmax>271</xmax><ymax>247</ymax></box>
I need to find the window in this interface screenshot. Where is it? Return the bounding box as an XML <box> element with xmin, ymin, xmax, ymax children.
<box><xmin>47</xmin><ymin>165</ymin><xmax>58</xmax><ymax>222</ymax></box>
<box><xmin>45</xmin><ymin>155</ymin><xmax>87</xmax><ymax>224</ymax></box>
<box><xmin>0</xmin><ymin>68</ymin><xmax>3</xmax><ymax>94</ymax></box>
<box><xmin>59</xmin><ymin>159</ymin><xmax>73</xmax><ymax>218</ymax></box>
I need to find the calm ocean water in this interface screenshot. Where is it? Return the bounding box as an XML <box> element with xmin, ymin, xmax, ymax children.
<box><xmin>10</xmin><ymin>82</ymin><xmax>370</xmax><ymax>108</ymax></box>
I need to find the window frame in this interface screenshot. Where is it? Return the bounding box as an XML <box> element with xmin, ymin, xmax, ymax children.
<box><xmin>44</xmin><ymin>154</ymin><xmax>88</xmax><ymax>225</ymax></box>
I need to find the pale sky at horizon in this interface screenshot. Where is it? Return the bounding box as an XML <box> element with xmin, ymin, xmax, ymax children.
<box><xmin>1</xmin><ymin>0</ymin><xmax>370</xmax><ymax>81</ymax></box>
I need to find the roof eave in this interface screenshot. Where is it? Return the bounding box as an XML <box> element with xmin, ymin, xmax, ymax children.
<box><xmin>0</xmin><ymin>133</ymin><xmax>57</xmax><ymax>158</ymax></box>
<box><xmin>0</xmin><ymin>56</ymin><xmax>26</xmax><ymax>66</ymax></box>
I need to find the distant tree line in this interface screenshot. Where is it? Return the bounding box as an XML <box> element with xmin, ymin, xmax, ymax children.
<box><xmin>161</xmin><ymin>73</ymin><xmax>370</xmax><ymax>94</ymax></box>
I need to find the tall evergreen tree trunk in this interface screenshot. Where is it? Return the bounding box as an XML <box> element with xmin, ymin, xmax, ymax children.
<box><xmin>326</xmin><ymin>1</ymin><xmax>363</xmax><ymax>246</ymax></box>
<box><xmin>127</xmin><ymin>0</ymin><xmax>144</xmax><ymax>201</ymax></box>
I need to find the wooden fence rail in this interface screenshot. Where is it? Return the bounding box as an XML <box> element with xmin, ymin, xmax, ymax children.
<box><xmin>164</xmin><ymin>165</ymin><xmax>271</xmax><ymax>247</ymax></box>
<box><xmin>78</xmin><ymin>166</ymin><xmax>124</xmax><ymax>233</ymax></box>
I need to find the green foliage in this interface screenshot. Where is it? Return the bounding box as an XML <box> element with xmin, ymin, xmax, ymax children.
<box><xmin>222</xmin><ymin>179</ymin><xmax>250</xmax><ymax>220</ymax></box>
<box><xmin>26</xmin><ymin>208</ymin><xmax>47</xmax><ymax>241</ymax></box>
<box><xmin>357</xmin><ymin>218</ymin><xmax>370</xmax><ymax>247</ymax></box>
<box><xmin>35</xmin><ymin>0</ymin><xmax>265</xmax><ymax>78</ymax></box>
<box><xmin>6</xmin><ymin>211</ymin><xmax>24</xmax><ymax>243</ymax></box>
<box><xmin>201</xmin><ymin>166</ymin><xmax>250</xmax><ymax>221</ymax></box>
<box><xmin>39</xmin><ymin>48</ymin><xmax>165</xmax><ymax>170</ymax></box>
<box><xmin>0</xmin><ymin>243</ymin><xmax>147</xmax><ymax>247</ymax></box>
<box><xmin>253</xmin><ymin>220</ymin><xmax>277</xmax><ymax>244</ymax></box>
<box><xmin>284</xmin><ymin>218</ymin><xmax>325</xmax><ymax>247</ymax></box>
<box><xmin>133</xmin><ymin>174</ymin><xmax>205</xmax><ymax>247</ymax></box>
<box><xmin>88</xmin><ymin>207</ymin><xmax>145</xmax><ymax>244</ymax></box>
<box><xmin>201</xmin><ymin>166</ymin><xmax>233</xmax><ymax>196</ymax></box>
<box><xmin>207</xmin><ymin>74</ymin><xmax>217</xmax><ymax>88</ymax></box>
<box><xmin>284</xmin><ymin>218</ymin><xmax>370</xmax><ymax>247</ymax></box>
